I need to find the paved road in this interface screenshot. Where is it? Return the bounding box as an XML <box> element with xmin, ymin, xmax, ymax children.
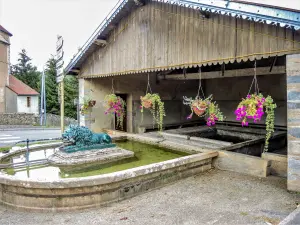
<box><xmin>0</xmin><ymin>129</ymin><xmax>61</xmax><ymax>147</ymax></box>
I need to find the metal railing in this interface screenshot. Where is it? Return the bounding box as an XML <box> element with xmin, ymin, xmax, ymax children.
<box><xmin>0</xmin><ymin>137</ymin><xmax>62</xmax><ymax>169</ymax></box>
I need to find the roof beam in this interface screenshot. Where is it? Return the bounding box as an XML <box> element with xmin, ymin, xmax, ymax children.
<box><xmin>158</xmin><ymin>66</ymin><xmax>285</xmax><ymax>80</ymax></box>
<box><xmin>160</xmin><ymin>0</ymin><xmax>300</xmax><ymax>29</ymax></box>
<box><xmin>70</xmin><ymin>69</ymin><xmax>80</xmax><ymax>74</ymax></box>
<box><xmin>134</xmin><ymin>0</ymin><xmax>145</xmax><ymax>6</ymax></box>
<box><xmin>94</xmin><ymin>39</ymin><xmax>107</xmax><ymax>47</ymax></box>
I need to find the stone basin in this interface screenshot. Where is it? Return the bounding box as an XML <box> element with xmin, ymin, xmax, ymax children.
<box><xmin>48</xmin><ymin>147</ymin><xmax>135</xmax><ymax>169</ymax></box>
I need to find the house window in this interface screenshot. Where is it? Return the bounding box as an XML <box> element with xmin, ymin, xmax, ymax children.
<box><xmin>27</xmin><ymin>97</ymin><xmax>31</xmax><ymax>107</ymax></box>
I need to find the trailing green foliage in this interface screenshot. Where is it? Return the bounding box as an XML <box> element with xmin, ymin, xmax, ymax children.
<box><xmin>140</xmin><ymin>93</ymin><xmax>165</xmax><ymax>132</ymax></box>
<box><xmin>183</xmin><ymin>95</ymin><xmax>224</xmax><ymax>126</ymax></box>
<box><xmin>80</xmin><ymin>96</ymin><xmax>95</xmax><ymax>115</ymax></box>
<box><xmin>104</xmin><ymin>94</ymin><xmax>126</xmax><ymax>130</ymax></box>
<box><xmin>235</xmin><ymin>94</ymin><xmax>276</xmax><ymax>152</ymax></box>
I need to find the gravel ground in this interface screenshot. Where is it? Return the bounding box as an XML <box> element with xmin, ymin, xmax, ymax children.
<box><xmin>0</xmin><ymin>170</ymin><xmax>299</xmax><ymax>225</ymax></box>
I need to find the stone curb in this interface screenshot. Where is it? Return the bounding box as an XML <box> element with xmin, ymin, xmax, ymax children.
<box><xmin>0</xmin><ymin>142</ymin><xmax>63</xmax><ymax>161</ymax></box>
<box><xmin>279</xmin><ymin>206</ymin><xmax>300</xmax><ymax>225</ymax></box>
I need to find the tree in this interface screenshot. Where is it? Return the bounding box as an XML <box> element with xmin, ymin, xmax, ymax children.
<box><xmin>44</xmin><ymin>56</ymin><xmax>78</xmax><ymax>119</ymax></box>
<box><xmin>11</xmin><ymin>49</ymin><xmax>41</xmax><ymax>91</ymax></box>
<box><xmin>64</xmin><ymin>75</ymin><xmax>78</xmax><ymax>119</ymax></box>
<box><xmin>44</xmin><ymin>56</ymin><xmax>59</xmax><ymax>115</ymax></box>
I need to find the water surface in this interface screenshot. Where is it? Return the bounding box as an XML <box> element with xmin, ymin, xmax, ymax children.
<box><xmin>1</xmin><ymin>141</ymin><xmax>189</xmax><ymax>179</ymax></box>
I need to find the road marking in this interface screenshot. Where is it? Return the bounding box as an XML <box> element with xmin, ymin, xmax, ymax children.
<box><xmin>0</xmin><ymin>137</ymin><xmax>20</xmax><ymax>140</ymax></box>
<box><xmin>0</xmin><ymin>134</ymin><xmax>12</xmax><ymax>137</ymax></box>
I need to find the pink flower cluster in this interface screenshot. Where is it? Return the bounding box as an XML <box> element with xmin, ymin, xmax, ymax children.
<box><xmin>105</xmin><ymin>99</ymin><xmax>124</xmax><ymax>117</ymax></box>
<box><xmin>235</xmin><ymin>95</ymin><xmax>265</xmax><ymax>126</ymax></box>
<box><xmin>186</xmin><ymin>113</ymin><xmax>219</xmax><ymax>126</ymax></box>
<box><xmin>207</xmin><ymin>114</ymin><xmax>218</xmax><ymax>126</ymax></box>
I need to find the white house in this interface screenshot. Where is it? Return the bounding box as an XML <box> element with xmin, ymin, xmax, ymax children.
<box><xmin>6</xmin><ymin>75</ymin><xmax>39</xmax><ymax>114</ymax></box>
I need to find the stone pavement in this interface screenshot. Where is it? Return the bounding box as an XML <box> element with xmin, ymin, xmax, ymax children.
<box><xmin>0</xmin><ymin>170</ymin><xmax>299</xmax><ymax>225</ymax></box>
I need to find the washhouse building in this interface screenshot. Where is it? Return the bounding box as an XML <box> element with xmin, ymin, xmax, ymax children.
<box><xmin>66</xmin><ymin>0</ymin><xmax>300</xmax><ymax>191</ymax></box>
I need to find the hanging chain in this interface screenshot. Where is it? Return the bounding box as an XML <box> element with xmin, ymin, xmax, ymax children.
<box><xmin>254</xmin><ymin>59</ymin><xmax>259</xmax><ymax>94</ymax></box>
<box><xmin>146</xmin><ymin>73</ymin><xmax>152</xmax><ymax>94</ymax></box>
<box><xmin>111</xmin><ymin>78</ymin><xmax>115</xmax><ymax>94</ymax></box>
<box><xmin>247</xmin><ymin>59</ymin><xmax>260</xmax><ymax>95</ymax></box>
<box><xmin>196</xmin><ymin>67</ymin><xmax>205</xmax><ymax>99</ymax></box>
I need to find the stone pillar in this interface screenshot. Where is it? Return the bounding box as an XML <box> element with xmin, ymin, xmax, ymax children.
<box><xmin>287</xmin><ymin>54</ymin><xmax>300</xmax><ymax>192</ymax></box>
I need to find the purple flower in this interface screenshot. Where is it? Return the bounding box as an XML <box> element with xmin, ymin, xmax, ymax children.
<box><xmin>187</xmin><ymin>114</ymin><xmax>192</xmax><ymax>120</ymax></box>
<box><xmin>247</xmin><ymin>95</ymin><xmax>251</xmax><ymax>99</ymax></box>
<box><xmin>241</xmin><ymin>121</ymin><xmax>249</xmax><ymax>127</ymax></box>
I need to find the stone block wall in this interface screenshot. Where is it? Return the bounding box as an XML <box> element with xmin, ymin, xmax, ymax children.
<box><xmin>287</xmin><ymin>54</ymin><xmax>300</xmax><ymax>192</ymax></box>
<box><xmin>0</xmin><ymin>113</ymin><xmax>37</xmax><ymax>125</ymax></box>
<box><xmin>0</xmin><ymin>113</ymin><xmax>77</xmax><ymax>126</ymax></box>
<box><xmin>44</xmin><ymin>113</ymin><xmax>77</xmax><ymax>127</ymax></box>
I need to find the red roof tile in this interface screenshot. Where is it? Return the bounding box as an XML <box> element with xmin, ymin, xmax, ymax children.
<box><xmin>0</xmin><ymin>25</ymin><xmax>12</xmax><ymax>37</ymax></box>
<box><xmin>7</xmin><ymin>76</ymin><xmax>39</xmax><ymax>96</ymax></box>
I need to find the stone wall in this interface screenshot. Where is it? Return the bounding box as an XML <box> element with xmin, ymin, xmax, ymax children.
<box><xmin>287</xmin><ymin>54</ymin><xmax>300</xmax><ymax>192</ymax></box>
<box><xmin>44</xmin><ymin>113</ymin><xmax>77</xmax><ymax>127</ymax></box>
<box><xmin>0</xmin><ymin>113</ymin><xmax>77</xmax><ymax>126</ymax></box>
<box><xmin>0</xmin><ymin>113</ymin><xmax>37</xmax><ymax>125</ymax></box>
<box><xmin>5</xmin><ymin>88</ymin><xmax>17</xmax><ymax>113</ymax></box>
<box><xmin>0</xmin><ymin>31</ymin><xmax>10</xmax><ymax>113</ymax></box>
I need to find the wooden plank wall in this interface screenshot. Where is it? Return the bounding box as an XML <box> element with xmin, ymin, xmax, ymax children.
<box><xmin>80</xmin><ymin>1</ymin><xmax>300</xmax><ymax>78</ymax></box>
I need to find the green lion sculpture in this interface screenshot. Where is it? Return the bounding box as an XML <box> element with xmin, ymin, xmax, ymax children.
<box><xmin>62</xmin><ymin>125</ymin><xmax>115</xmax><ymax>153</ymax></box>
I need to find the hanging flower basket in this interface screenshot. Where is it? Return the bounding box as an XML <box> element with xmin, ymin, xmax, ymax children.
<box><xmin>140</xmin><ymin>93</ymin><xmax>165</xmax><ymax>132</ymax></box>
<box><xmin>80</xmin><ymin>97</ymin><xmax>96</xmax><ymax>115</ymax></box>
<box><xmin>88</xmin><ymin>100</ymin><xmax>96</xmax><ymax>107</ymax></box>
<box><xmin>141</xmin><ymin>98</ymin><xmax>153</xmax><ymax>109</ymax></box>
<box><xmin>235</xmin><ymin>93</ymin><xmax>276</xmax><ymax>152</ymax></box>
<box><xmin>191</xmin><ymin>100</ymin><xmax>208</xmax><ymax>116</ymax></box>
<box><xmin>183</xmin><ymin>95</ymin><xmax>224</xmax><ymax>126</ymax></box>
<box><xmin>104</xmin><ymin>94</ymin><xmax>126</xmax><ymax>130</ymax></box>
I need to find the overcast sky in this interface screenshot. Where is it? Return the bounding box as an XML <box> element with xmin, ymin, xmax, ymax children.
<box><xmin>0</xmin><ymin>0</ymin><xmax>299</xmax><ymax>71</ymax></box>
<box><xmin>0</xmin><ymin>0</ymin><xmax>118</xmax><ymax>70</ymax></box>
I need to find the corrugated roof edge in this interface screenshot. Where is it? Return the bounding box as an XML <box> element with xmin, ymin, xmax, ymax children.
<box><xmin>65</xmin><ymin>0</ymin><xmax>300</xmax><ymax>75</ymax></box>
<box><xmin>0</xmin><ymin>25</ymin><xmax>13</xmax><ymax>37</ymax></box>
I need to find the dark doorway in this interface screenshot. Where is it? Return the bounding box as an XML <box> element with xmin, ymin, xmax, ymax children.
<box><xmin>115</xmin><ymin>94</ymin><xmax>127</xmax><ymax>132</ymax></box>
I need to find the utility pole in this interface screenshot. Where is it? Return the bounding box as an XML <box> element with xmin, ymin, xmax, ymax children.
<box><xmin>56</xmin><ymin>35</ymin><xmax>65</xmax><ymax>134</ymax></box>
<box><xmin>40</xmin><ymin>70</ymin><xmax>44</xmax><ymax>125</ymax></box>
<box><xmin>40</xmin><ymin>66</ymin><xmax>47</xmax><ymax>126</ymax></box>
<box><xmin>43</xmin><ymin>67</ymin><xmax>47</xmax><ymax>125</ymax></box>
